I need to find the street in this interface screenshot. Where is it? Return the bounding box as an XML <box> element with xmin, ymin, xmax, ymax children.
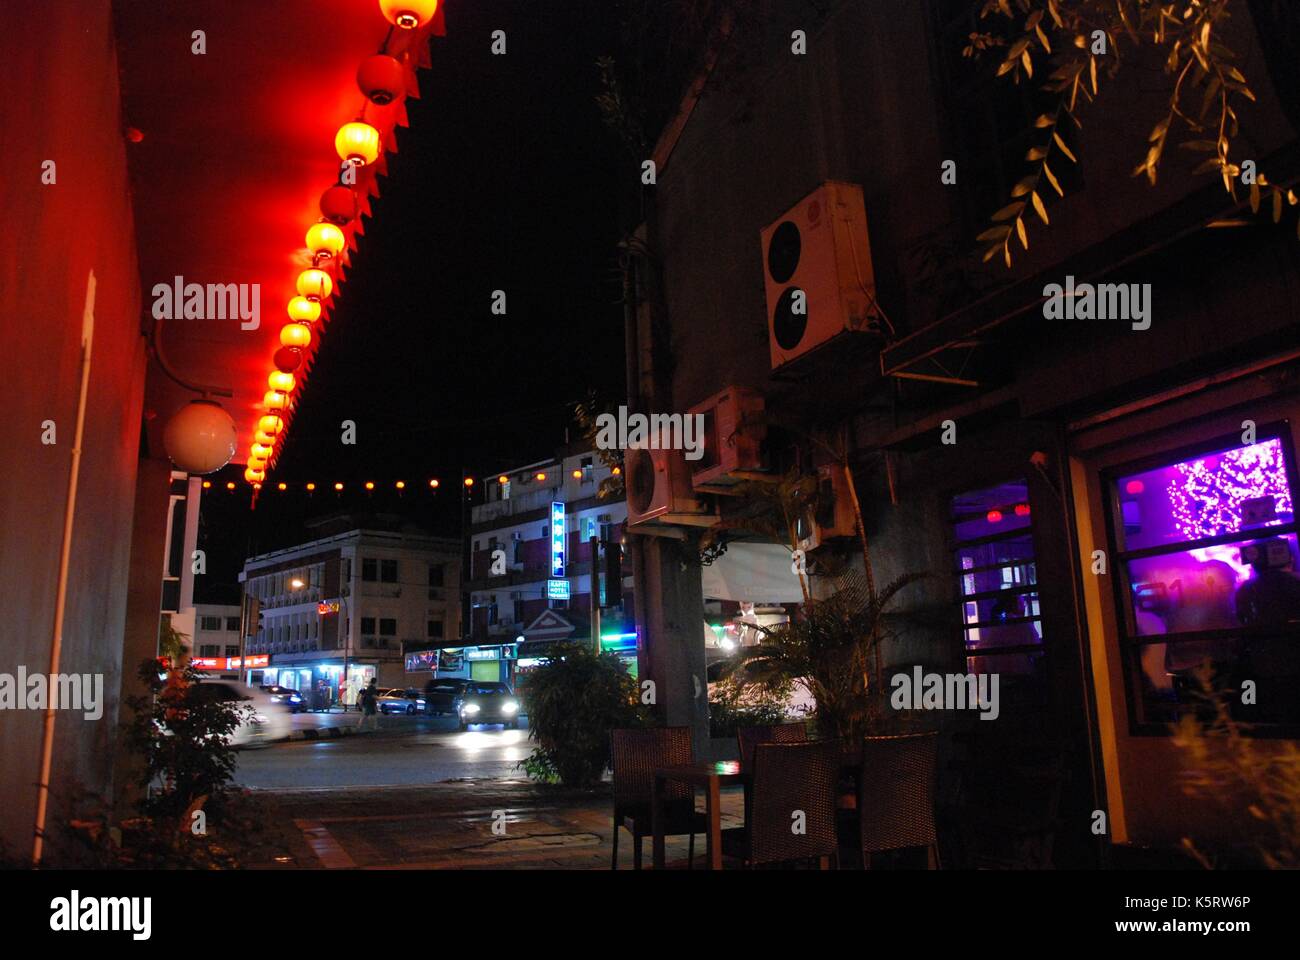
<box><xmin>234</xmin><ymin>714</ymin><xmax>532</xmax><ymax>789</ymax></box>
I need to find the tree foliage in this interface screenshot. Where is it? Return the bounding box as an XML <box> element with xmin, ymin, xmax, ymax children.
<box><xmin>124</xmin><ymin>659</ymin><xmax>249</xmax><ymax>820</ymax></box>
<box><xmin>968</xmin><ymin>0</ymin><xmax>1298</xmax><ymax>267</ymax></box>
<box><xmin>517</xmin><ymin>643</ymin><xmax>646</xmax><ymax>786</ymax></box>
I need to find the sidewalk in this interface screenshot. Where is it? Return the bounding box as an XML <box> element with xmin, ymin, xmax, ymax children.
<box><xmin>248</xmin><ymin>779</ymin><xmax>746</xmax><ymax>870</ymax></box>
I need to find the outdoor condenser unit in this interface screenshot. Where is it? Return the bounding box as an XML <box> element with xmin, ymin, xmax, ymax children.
<box><xmin>760</xmin><ymin>181</ymin><xmax>881</xmax><ymax>370</ymax></box>
<box><xmin>624</xmin><ymin>446</ymin><xmax>716</xmax><ymax>528</ymax></box>
<box><xmin>796</xmin><ymin>463</ymin><xmax>859</xmax><ymax>553</ymax></box>
<box><xmin>687</xmin><ymin>385</ymin><xmax>767</xmax><ymax>493</ymax></box>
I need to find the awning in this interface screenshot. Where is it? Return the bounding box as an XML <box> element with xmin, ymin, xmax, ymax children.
<box><xmin>701</xmin><ymin>542</ymin><xmax>804</xmax><ymax>603</ymax></box>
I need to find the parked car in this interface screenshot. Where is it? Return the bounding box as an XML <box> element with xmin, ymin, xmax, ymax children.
<box><xmin>187</xmin><ymin>681</ymin><xmax>291</xmax><ymax>747</ymax></box>
<box><xmin>457</xmin><ymin>681</ymin><xmax>521</xmax><ymax>731</ymax></box>
<box><xmin>377</xmin><ymin>687</ymin><xmax>429</xmax><ymax>715</ymax></box>
<box><xmin>423</xmin><ymin>678</ymin><xmax>471</xmax><ymax>716</ymax></box>
<box><xmin>260</xmin><ymin>684</ymin><xmax>305</xmax><ymax>713</ymax></box>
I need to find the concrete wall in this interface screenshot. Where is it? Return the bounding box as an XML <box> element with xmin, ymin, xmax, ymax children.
<box><xmin>0</xmin><ymin>1</ymin><xmax>147</xmax><ymax>861</ymax></box>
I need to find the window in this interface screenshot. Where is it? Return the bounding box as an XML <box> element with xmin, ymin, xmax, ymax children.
<box><xmin>950</xmin><ymin>480</ymin><xmax>1046</xmax><ymax>707</ymax></box>
<box><xmin>427</xmin><ymin>619</ymin><xmax>444</xmax><ymax>639</ymax></box>
<box><xmin>1106</xmin><ymin>432</ymin><xmax>1300</xmax><ymax>728</ymax></box>
<box><xmin>360</xmin><ymin>617</ymin><xmax>376</xmax><ymax>635</ymax></box>
<box><xmin>200</xmin><ymin>616</ymin><xmax>222</xmax><ymax>631</ymax></box>
<box><xmin>199</xmin><ymin>644</ymin><xmax>219</xmax><ymax>657</ymax></box>
<box><xmin>381</xmin><ymin>559</ymin><xmax>398</xmax><ymax>583</ymax></box>
<box><xmin>225</xmin><ymin>645</ymin><xmax>239</xmax><ymax>657</ymax></box>
<box><xmin>379</xmin><ymin>618</ymin><xmax>397</xmax><ymax>636</ymax></box>
<box><xmin>428</xmin><ymin>564</ymin><xmax>444</xmax><ymax>587</ymax></box>
<box><xmin>225</xmin><ymin>616</ymin><xmax>240</xmax><ymax>631</ymax></box>
<box><xmin>362</xmin><ymin>558</ymin><xmax>378</xmax><ymax>582</ymax></box>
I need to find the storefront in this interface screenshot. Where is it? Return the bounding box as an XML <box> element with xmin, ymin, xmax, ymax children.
<box><xmin>1070</xmin><ymin>374</ymin><xmax>1300</xmax><ymax>848</ymax></box>
<box><xmin>256</xmin><ymin>660</ymin><xmax>378</xmax><ymax>709</ymax></box>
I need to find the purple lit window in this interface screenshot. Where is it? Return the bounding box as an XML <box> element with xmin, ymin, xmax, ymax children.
<box><xmin>950</xmin><ymin>481</ymin><xmax>1046</xmax><ymax>705</ymax></box>
<box><xmin>1108</xmin><ymin>431</ymin><xmax>1300</xmax><ymax>729</ymax></box>
<box><xmin>1115</xmin><ymin>437</ymin><xmax>1294</xmax><ymax>552</ymax></box>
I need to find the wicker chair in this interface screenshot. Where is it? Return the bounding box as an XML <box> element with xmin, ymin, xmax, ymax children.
<box><xmin>721</xmin><ymin>739</ymin><xmax>840</xmax><ymax>868</ymax></box>
<box><xmin>736</xmin><ymin>722</ymin><xmax>807</xmax><ymax>774</ymax></box>
<box><xmin>610</xmin><ymin>727</ymin><xmax>707</xmax><ymax>869</ymax></box>
<box><xmin>855</xmin><ymin>732</ymin><xmax>941</xmax><ymax>868</ymax></box>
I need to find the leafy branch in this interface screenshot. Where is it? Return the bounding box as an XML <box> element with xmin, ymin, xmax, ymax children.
<box><xmin>968</xmin><ymin>0</ymin><xmax>1299</xmax><ymax>268</ymax></box>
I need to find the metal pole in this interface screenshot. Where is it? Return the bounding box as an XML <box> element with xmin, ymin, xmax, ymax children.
<box><xmin>590</xmin><ymin>535</ymin><xmax>601</xmax><ymax>654</ymax></box>
<box><xmin>33</xmin><ymin>271</ymin><xmax>95</xmax><ymax>866</ymax></box>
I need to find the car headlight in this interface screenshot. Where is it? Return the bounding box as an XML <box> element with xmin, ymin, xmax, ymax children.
<box><xmin>501</xmin><ymin>700</ymin><xmax>519</xmax><ymax>714</ymax></box>
<box><xmin>251</xmin><ymin>713</ymin><xmax>269</xmax><ymax>724</ymax></box>
<box><xmin>289</xmin><ymin>695</ymin><xmax>302</xmax><ymax>703</ymax></box>
<box><xmin>461</xmin><ymin>702</ymin><xmax>480</xmax><ymax>715</ymax></box>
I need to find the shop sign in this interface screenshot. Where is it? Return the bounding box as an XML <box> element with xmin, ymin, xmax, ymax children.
<box><xmin>192</xmin><ymin>654</ymin><xmax>268</xmax><ymax>670</ymax></box>
<box><xmin>405</xmin><ymin>650</ymin><xmax>438</xmax><ymax>672</ymax></box>
<box><xmin>318</xmin><ymin>600</ymin><xmax>341</xmax><ymax>615</ymax></box>
<box><xmin>547</xmin><ymin>579</ymin><xmax>570</xmax><ymax>600</ymax></box>
<box><xmin>467</xmin><ymin>647</ymin><xmax>500</xmax><ymax>661</ymax></box>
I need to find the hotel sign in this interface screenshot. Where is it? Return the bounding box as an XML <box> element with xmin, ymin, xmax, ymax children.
<box><xmin>547</xmin><ymin>579</ymin><xmax>570</xmax><ymax>600</ymax></box>
<box><xmin>550</xmin><ymin>501</ymin><xmax>566</xmax><ymax>577</ymax></box>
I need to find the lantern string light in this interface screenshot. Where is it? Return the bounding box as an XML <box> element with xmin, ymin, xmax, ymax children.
<box><xmin>246</xmin><ymin>4</ymin><xmax>448</xmax><ymax>493</ymax></box>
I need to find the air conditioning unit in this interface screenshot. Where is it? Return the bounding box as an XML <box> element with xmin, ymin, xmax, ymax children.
<box><xmin>688</xmin><ymin>385</ymin><xmax>767</xmax><ymax>492</ymax></box>
<box><xmin>796</xmin><ymin>463</ymin><xmax>858</xmax><ymax>552</ymax></box>
<box><xmin>760</xmin><ymin>181</ymin><xmax>881</xmax><ymax>370</ymax></box>
<box><xmin>625</xmin><ymin>446</ymin><xmax>716</xmax><ymax>528</ymax></box>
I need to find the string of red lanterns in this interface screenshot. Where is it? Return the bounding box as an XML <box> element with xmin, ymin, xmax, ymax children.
<box><xmin>244</xmin><ymin>0</ymin><xmax>445</xmax><ymax>487</ymax></box>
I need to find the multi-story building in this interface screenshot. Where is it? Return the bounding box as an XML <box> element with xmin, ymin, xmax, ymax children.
<box><xmin>434</xmin><ymin>446</ymin><xmax>632</xmax><ymax>685</ymax></box>
<box><xmin>240</xmin><ymin>516</ymin><xmax>460</xmax><ymax>700</ymax></box>
<box><xmin>190</xmin><ymin>603</ymin><xmax>243</xmax><ymax>680</ymax></box>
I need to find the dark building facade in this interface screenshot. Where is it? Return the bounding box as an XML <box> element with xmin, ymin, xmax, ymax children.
<box><xmin>625</xmin><ymin>0</ymin><xmax>1300</xmax><ymax>866</ymax></box>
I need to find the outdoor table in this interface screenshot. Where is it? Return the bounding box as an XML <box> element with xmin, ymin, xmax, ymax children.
<box><xmin>651</xmin><ymin>761</ymin><xmax>744</xmax><ymax>870</ymax></box>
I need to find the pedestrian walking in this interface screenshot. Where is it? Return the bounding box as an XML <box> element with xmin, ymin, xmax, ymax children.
<box><xmin>359</xmin><ymin>678</ymin><xmax>379</xmax><ymax>731</ymax></box>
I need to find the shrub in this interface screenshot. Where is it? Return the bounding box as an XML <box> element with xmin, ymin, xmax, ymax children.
<box><xmin>124</xmin><ymin>658</ymin><xmax>249</xmax><ymax>820</ymax></box>
<box><xmin>517</xmin><ymin>643</ymin><xmax>645</xmax><ymax>786</ymax></box>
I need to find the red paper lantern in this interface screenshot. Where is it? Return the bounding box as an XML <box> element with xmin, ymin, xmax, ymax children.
<box><xmin>274</xmin><ymin>346</ymin><xmax>303</xmax><ymax>373</ymax></box>
<box><xmin>357</xmin><ymin>54</ymin><xmax>406</xmax><ymax>105</ymax></box>
<box><xmin>320</xmin><ymin>185</ymin><xmax>356</xmax><ymax>226</ymax></box>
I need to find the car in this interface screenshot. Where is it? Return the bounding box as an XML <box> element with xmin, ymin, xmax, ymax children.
<box><xmin>457</xmin><ymin>681</ymin><xmax>522</xmax><ymax>731</ymax></box>
<box><xmin>187</xmin><ymin>680</ymin><xmax>292</xmax><ymax>747</ymax></box>
<box><xmin>260</xmin><ymin>684</ymin><xmax>305</xmax><ymax>712</ymax></box>
<box><xmin>377</xmin><ymin>687</ymin><xmax>429</xmax><ymax>715</ymax></box>
<box><xmin>423</xmin><ymin>678</ymin><xmax>471</xmax><ymax>716</ymax></box>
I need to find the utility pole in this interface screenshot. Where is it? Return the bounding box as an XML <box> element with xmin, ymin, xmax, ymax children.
<box><xmin>589</xmin><ymin>535</ymin><xmax>601</xmax><ymax>654</ymax></box>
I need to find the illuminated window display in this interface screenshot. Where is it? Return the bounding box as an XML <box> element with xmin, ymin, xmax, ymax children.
<box><xmin>1109</xmin><ymin>432</ymin><xmax>1300</xmax><ymax>727</ymax></box>
<box><xmin>950</xmin><ymin>480</ymin><xmax>1047</xmax><ymax>707</ymax></box>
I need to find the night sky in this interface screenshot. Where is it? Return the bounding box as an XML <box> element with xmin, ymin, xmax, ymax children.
<box><xmin>197</xmin><ymin>2</ymin><xmax>641</xmax><ymax>596</ymax></box>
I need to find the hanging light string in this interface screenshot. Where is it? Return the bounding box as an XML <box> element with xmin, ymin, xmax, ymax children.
<box><xmin>246</xmin><ymin>1</ymin><xmax>446</xmax><ymax>491</ymax></box>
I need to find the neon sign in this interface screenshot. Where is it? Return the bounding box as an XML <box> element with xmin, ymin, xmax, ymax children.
<box><xmin>551</xmin><ymin>501</ymin><xmax>566</xmax><ymax>576</ymax></box>
<box><xmin>547</xmin><ymin>579</ymin><xmax>570</xmax><ymax>600</ymax></box>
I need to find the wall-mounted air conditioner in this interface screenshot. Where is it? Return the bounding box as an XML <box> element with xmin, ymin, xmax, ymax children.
<box><xmin>760</xmin><ymin>181</ymin><xmax>881</xmax><ymax>370</ymax></box>
<box><xmin>688</xmin><ymin>385</ymin><xmax>767</xmax><ymax>493</ymax></box>
<box><xmin>625</xmin><ymin>446</ymin><xmax>716</xmax><ymax>528</ymax></box>
<box><xmin>796</xmin><ymin>463</ymin><xmax>858</xmax><ymax>553</ymax></box>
